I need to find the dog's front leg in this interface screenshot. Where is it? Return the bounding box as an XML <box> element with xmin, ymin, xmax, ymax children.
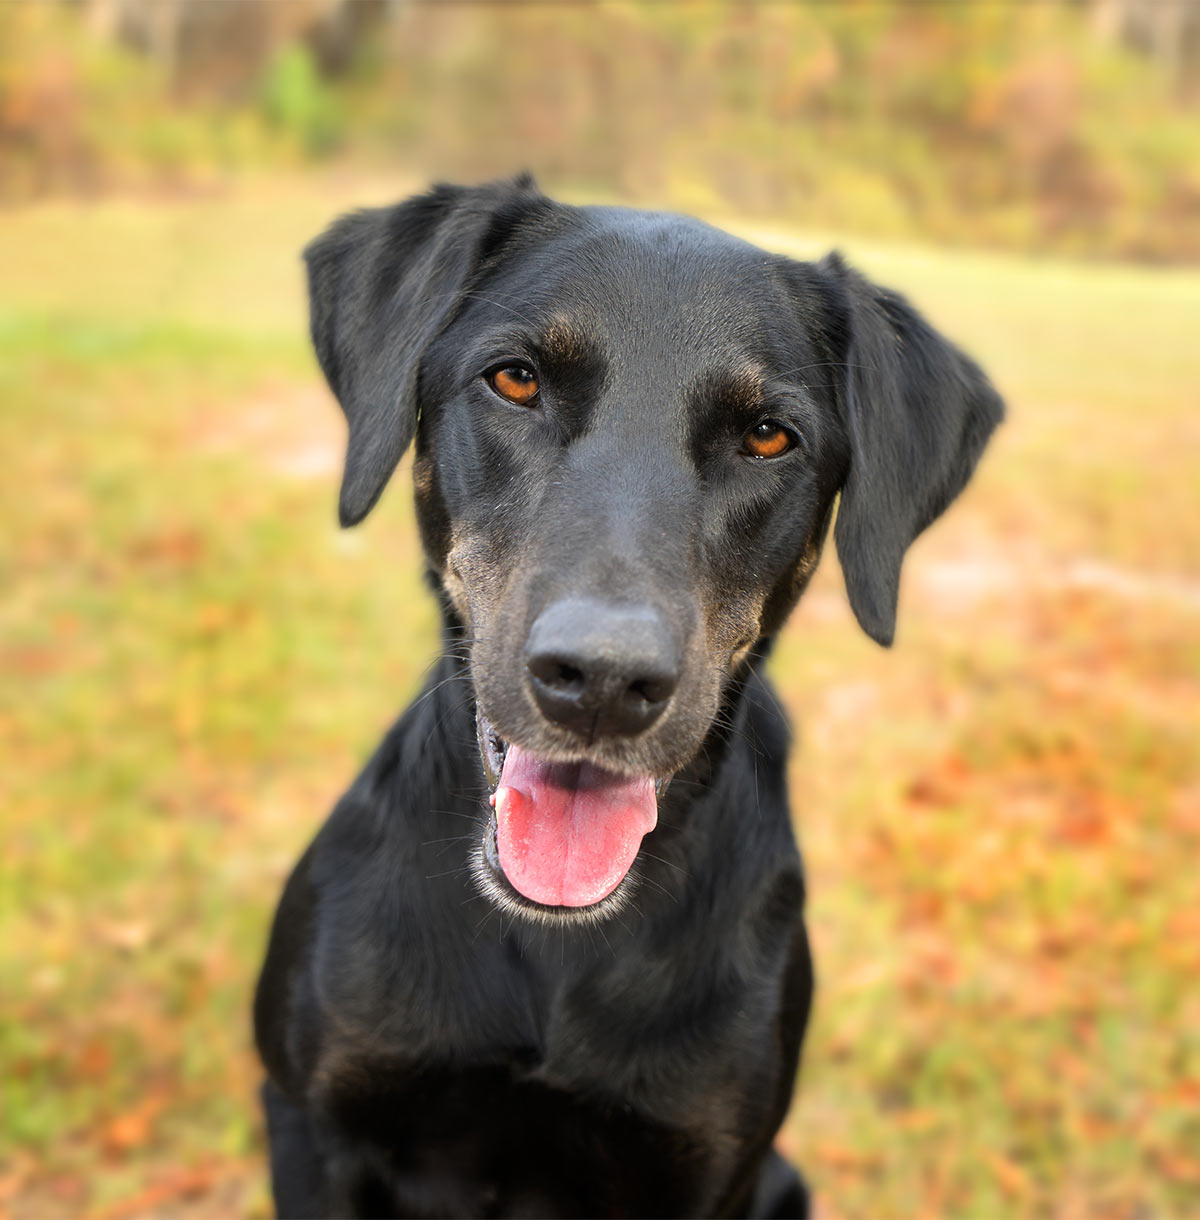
<box><xmin>261</xmin><ymin>1080</ymin><xmax>333</xmax><ymax>1219</ymax></box>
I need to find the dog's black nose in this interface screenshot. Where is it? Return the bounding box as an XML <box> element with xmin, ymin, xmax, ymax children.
<box><xmin>525</xmin><ymin>599</ymin><xmax>681</xmax><ymax>739</ymax></box>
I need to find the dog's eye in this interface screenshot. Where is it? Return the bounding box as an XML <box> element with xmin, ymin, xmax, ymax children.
<box><xmin>742</xmin><ymin>420</ymin><xmax>797</xmax><ymax>460</ymax></box>
<box><xmin>487</xmin><ymin>364</ymin><xmax>540</xmax><ymax>406</ymax></box>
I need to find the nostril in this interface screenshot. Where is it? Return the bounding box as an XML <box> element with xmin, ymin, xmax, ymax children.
<box><xmin>528</xmin><ymin>651</ymin><xmax>586</xmax><ymax>695</ymax></box>
<box><xmin>555</xmin><ymin>662</ymin><xmax>584</xmax><ymax>690</ymax></box>
<box><xmin>628</xmin><ymin>675</ymin><xmax>675</xmax><ymax>706</ymax></box>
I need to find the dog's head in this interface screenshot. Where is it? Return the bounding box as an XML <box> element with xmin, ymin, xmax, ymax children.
<box><xmin>306</xmin><ymin>176</ymin><xmax>1002</xmax><ymax>921</ymax></box>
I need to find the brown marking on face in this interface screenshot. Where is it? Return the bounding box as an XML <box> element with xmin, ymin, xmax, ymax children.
<box><xmin>699</xmin><ymin>521</ymin><xmax>827</xmax><ymax>672</ymax></box>
<box><xmin>413</xmin><ymin>457</ymin><xmax>435</xmax><ymax>497</ymax></box>
<box><xmin>757</xmin><ymin>530</ymin><xmax>830</xmax><ymax>640</ymax></box>
<box><xmin>413</xmin><ymin>450</ymin><xmax>452</xmax><ymax>573</ymax></box>
<box><xmin>445</xmin><ymin>529</ymin><xmax>519</xmax><ymax>635</ymax></box>
<box><xmin>441</xmin><ymin>565</ymin><xmax>472</xmax><ymax>627</ymax></box>
<box><xmin>701</xmin><ymin>582</ymin><xmax>764</xmax><ymax>674</ymax></box>
<box><xmin>726</xmin><ymin>362</ymin><xmax>766</xmax><ymax>403</ymax></box>
<box><xmin>730</xmin><ymin>642</ymin><xmax>759</xmax><ymax>671</ymax></box>
<box><xmin>541</xmin><ymin>315</ymin><xmax>591</xmax><ymax>364</ymax></box>
<box><xmin>791</xmin><ymin>535</ymin><xmax>822</xmax><ymax>593</ymax></box>
<box><xmin>704</xmin><ymin>362</ymin><xmax>769</xmax><ymax>425</ymax></box>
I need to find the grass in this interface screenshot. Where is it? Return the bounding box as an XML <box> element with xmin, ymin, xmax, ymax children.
<box><xmin>1</xmin><ymin>173</ymin><xmax>1197</xmax><ymax>1219</ymax></box>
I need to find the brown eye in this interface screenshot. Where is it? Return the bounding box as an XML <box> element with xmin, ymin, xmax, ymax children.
<box><xmin>742</xmin><ymin>420</ymin><xmax>796</xmax><ymax>460</ymax></box>
<box><xmin>488</xmin><ymin>364</ymin><xmax>540</xmax><ymax>406</ymax></box>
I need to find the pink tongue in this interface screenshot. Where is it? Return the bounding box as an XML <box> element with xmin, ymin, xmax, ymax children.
<box><xmin>494</xmin><ymin>746</ymin><xmax>658</xmax><ymax>907</ymax></box>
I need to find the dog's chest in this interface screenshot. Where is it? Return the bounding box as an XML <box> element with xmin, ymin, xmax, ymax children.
<box><xmin>310</xmin><ymin>941</ymin><xmax>765</xmax><ymax>1215</ymax></box>
<box><xmin>316</xmin><ymin>1050</ymin><xmax>731</xmax><ymax>1217</ymax></box>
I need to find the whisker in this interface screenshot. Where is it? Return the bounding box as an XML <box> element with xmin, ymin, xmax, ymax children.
<box><xmin>770</xmin><ymin>358</ymin><xmax>879</xmax><ymax>380</ymax></box>
<box><xmin>424</xmin><ymin>865</ymin><xmax>474</xmax><ymax>881</ymax></box>
<box><xmin>640</xmin><ymin>850</ymin><xmax>692</xmax><ymax>880</ymax></box>
<box><xmin>594</xmin><ymin>921</ymin><xmax>615</xmax><ymax>958</ymax></box>
<box><xmin>639</xmin><ymin>875</ymin><xmax>679</xmax><ymax>905</ymax></box>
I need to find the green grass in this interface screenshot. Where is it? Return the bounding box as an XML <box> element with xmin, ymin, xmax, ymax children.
<box><xmin>1</xmin><ymin>175</ymin><xmax>1197</xmax><ymax>1218</ymax></box>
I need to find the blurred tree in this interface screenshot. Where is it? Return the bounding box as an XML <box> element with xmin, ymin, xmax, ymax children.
<box><xmin>77</xmin><ymin>0</ymin><xmax>384</xmax><ymax>98</ymax></box>
<box><xmin>1090</xmin><ymin>0</ymin><xmax>1200</xmax><ymax>94</ymax></box>
<box><xmin>4</xmin><ymin>0</ymin><xmax>1197</xmax><ymax>260</ymax></box>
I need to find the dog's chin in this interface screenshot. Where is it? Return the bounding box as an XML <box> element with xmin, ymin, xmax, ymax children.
<box><xmin>472</xmin><ymin>709</ymin><xmax>667</xmax><ymax>926</ymax></box>
<box><xmin>469</xmin><ymin>814</ymin><xmax>642</xmax><ymax>928</ymax></box>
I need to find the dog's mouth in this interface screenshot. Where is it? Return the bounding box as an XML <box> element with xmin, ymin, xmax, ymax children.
<box><xmin>475</xmin><ymin>711</ymin><xmax>659</xmax><ymax>912</ymax></box>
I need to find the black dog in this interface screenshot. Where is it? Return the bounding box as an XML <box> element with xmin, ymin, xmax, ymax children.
<box><xmin>254</xmin><ymin>175</ymin><xmax>1002</xmax><ymax>1218</ymax></box>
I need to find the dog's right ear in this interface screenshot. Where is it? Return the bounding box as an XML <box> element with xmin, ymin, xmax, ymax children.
<box><xmin>305</xmin><ymin>175</ymin><xmax>545</xmax><ymax>526</ymax></box>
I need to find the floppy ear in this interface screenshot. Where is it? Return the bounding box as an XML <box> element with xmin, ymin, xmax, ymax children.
<box><xmin>305</xmin><ymin>174</ymin><xmax>545</xmax><ymax>526</ymax></box>
<box><xmin>820</xmin><ymin>253</ymin><xmax>1004</xmax><ymax>646</ymax></box>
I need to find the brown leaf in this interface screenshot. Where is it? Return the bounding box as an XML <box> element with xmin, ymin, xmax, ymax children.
<box><xmin>814</xmin><ymin>1141</ymin><xmax>879</xmax><ymax>1171</ymax></box>
<box><xmin>988</xmin><ymin>1152</ymin><xmax>1030</xmax><ymax>1197</ymax></box>
<box><xmin>96</xmin><ymin>1167</ymin><xmax>217</xmax><ymax>1220</ymax></box>
<box><xmin>101</xmin><ymin>1097</ymin><xmax>163</xmax><ymax>1158</ymax></box>
<box><xmin>894</xmin><ymin>1109</ymin><xmax>939</xmax><ymax>1132</ymax></box>
<box><xmin>76</xmin><ymin>1037</ymin><xmax>112</xmax><ymax>1079</ymax></box>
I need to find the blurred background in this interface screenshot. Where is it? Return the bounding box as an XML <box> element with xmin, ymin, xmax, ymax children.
<box><xmin>1</xmin><ymin>2</ymin><xmax>1198</xmax><ymax>1216</ymax></box>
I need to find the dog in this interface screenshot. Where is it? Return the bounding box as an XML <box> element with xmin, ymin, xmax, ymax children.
<box><xmin>254</xmin><ymin>174</ymin><xmax>1002</xmax><ymax>1218</ymax></box>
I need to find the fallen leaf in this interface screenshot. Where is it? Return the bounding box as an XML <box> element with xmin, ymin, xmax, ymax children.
<box><xmin>894</xmin><ymin>1109</ymin><xmax>939</xmax><ymax>1132</ymax></box>
<box><xmin>988</xmin><ymin>1152</ymin><xmax>1030</xmax><ymax>1197</ymax></box>
<box><xmin>102</xmin><ymin>1097</ymin><xmax>164</xmax><ymax>1158</ymax></box>
<box><xmin>96</xmin><ymin>1167</ymin><xmax>217</xmax><ymax>1220</ymax></box>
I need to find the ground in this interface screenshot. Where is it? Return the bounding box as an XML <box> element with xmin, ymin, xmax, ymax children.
<box><xmin>1</xmin><ymin>176</ymin><xmax>1197</xmax><ymax>1219</ymax></box>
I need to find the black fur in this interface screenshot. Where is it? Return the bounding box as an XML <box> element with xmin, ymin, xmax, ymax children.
<box><xmin>255</xmin><ymin>177</ymin><xmax>1002</xmax><ymax>1218</ymax></box>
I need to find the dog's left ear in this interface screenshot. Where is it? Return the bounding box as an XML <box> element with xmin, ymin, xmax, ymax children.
<box><xmin>305</xmin><ymin>174</ymin><xmax>546</xmax><ymax>526</ymax></box>
<box><xmin>819</xmin><ymin>253</ymin><xmax>1004</xmax><ymax>646</ymax></box>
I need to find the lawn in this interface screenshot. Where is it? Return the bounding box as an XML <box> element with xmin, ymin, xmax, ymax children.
<box><xmin>1</xmin><ymin>175</ymin><xmax>1197</xmax><ymax>1219</ymax></box>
